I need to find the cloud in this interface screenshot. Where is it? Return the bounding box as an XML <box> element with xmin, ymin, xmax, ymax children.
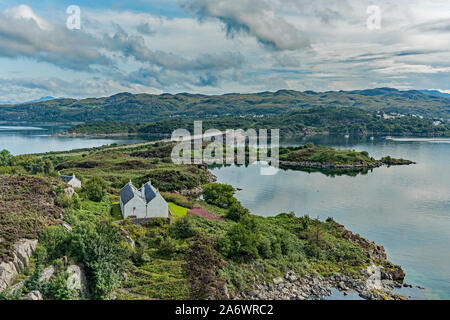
<box><xmin>0</xmin><ymin>5</ymin><xmax>111</xmax><ymax>71</ymax></box>
<box><xmin>180</xmin><ymin>0</ymin><xmax>310</xmax><ymax>50</ymax></box>
<box><xmin>103</xmin><ymin>27</ymin><xmax>245</xmax><ymax>71</ymax></box>
<box><xmin>136</xmin><ymin>22</ymin><xmax>155</xmax><ymax>35</ymax></box>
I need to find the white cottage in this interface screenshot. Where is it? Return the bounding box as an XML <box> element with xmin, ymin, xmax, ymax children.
<box><xmin>59</xmin><ymin>174</ymin><xmax>82</xmax><ymax>188</ymax></box>
<box><xmin>119</xmin><ymin>181</ymin><xmax>169</xmax><ymax>219</ymax></box>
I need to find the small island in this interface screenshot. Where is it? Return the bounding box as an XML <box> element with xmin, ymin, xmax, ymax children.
<box><xmin>279</xmin><ymin>144</ymin><xmax>415</xmax><ymax>171</ymax></box>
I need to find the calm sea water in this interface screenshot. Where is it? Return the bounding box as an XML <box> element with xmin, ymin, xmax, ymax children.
<box><xmin>211</xmin><ymin>136</ymin><xmax>450</xmax><ymax>300</ymax></box>
<box><xmin>0</xmin><ymin>125</ymin><xmax>149</xmax><ymax>155</ymax></box>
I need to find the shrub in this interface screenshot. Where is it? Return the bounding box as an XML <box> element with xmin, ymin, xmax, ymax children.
<box><xmin>219</xmin><ymin>216</ymin><xmax>261</xmax><ymax>262</ymax></box>
<box><xmin>156</xmin><ymin>236</ymin><xmax>183</xmax><ymax>257</ymax></box>
<box><xmin>46</xmin><ymin>272</ymin><xmax>79</xmax><ymax>300</ymax></box>
<box><xmin>81</xmin><ymin>176</ymin><xmax>108</xmax><ymax>202</ymax></box>
<box><xmin>226</xmin><ymin>201</ymin><xmax>249</xmax><ymax>222</ymax></box>
<box><xmin>0</xmin><ymin>149</ymin><xmax>13</xmax><ymax>166</ymax></box>
<box><xmin>38</xmin><ymin>225</ymin><xmax>69</xmax><ymax>262</ymax></box>
<box><xmin>202</xmin><ymin>183</ymin><xmax>235</xmax><ymax>208</ymax></box>
<box><xmin>68</xmin><ymin>221</ymin><xmax>130</xmax><ymax>299</ymax></box>
<box><xmin>54</xmin><ymin>193</ymin><xmax>73</xmax><ymax>208</ymax></box>
<box><xmin>170</xmin><ymin>216</ymin><xmax>197</xmax><ymax>239</ymax></box>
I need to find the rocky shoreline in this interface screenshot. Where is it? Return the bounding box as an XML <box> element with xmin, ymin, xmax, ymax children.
<box><xmin>231</xmin><ymin>223</ymin><xmax>415</xmax><ymax>301</ymax></box>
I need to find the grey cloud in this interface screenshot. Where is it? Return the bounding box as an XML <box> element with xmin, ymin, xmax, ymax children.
<box><xmin>103</xmin><ymin>28</ymin><xmax>245</xmax><ymax>71</ymax></box>
<box><xmin>180</xmin><ymin>0</ymin><xmax>310</xmax><ymax>51</ymax></box>
<box><xmin>136</xmin><ymin>22</ymin><xmax>155</xmax><ymax>35</ymax></box>
<box><xmin>0</xmin><ymin>7</ymin><xmax>111</xmax><ymax>71</ymax></box>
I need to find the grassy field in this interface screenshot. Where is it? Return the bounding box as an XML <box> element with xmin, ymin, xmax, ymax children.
<box><xmin>168</xmin><ymin>202</ymin><xmax>189</xmax><ymax>220</ymax></box>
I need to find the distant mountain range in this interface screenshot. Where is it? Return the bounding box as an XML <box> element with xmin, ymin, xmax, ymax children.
<box><xmin>0</xmin><ymin>96</ymin><xmax>58</xmax><ymax>105</ymax></box>
<box><xmin>420</xmin><ymin>90</ymin><xmax>450</xmax><ymax>99</ymax></box>
<box><xmin>0</xmin><ymin>88</ymin><xmax>448</xmax><ymax>123</ymax></box>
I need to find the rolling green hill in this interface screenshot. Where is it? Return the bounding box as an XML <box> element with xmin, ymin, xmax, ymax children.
<box><xmin>1</xmin><ymin>88</ymin><xmax>449</xmax><ymax>123</ymax></box>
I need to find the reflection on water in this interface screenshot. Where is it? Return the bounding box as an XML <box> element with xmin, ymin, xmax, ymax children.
<box><xmin>211</xmin><ymin>137</ymin><xmax>450</xmax><ymax>300</ymax></box>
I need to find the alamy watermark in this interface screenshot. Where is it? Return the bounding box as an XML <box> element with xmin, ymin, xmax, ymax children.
<box><xmin>171</xmin><ymin>121</ymin><xmax>280</xmax><ymax>176</ymax></box>
<box><xmin>66</xmin><ymin>5</ymin><xmax>81</xmax><ymax>30</ymax></box>
<box><xmin>367</xmin><ymin>5</ymin><xmax>381</xmax><ymax>30</ymax></box>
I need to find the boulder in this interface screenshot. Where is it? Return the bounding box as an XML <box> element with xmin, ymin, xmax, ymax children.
<box><xmin>66</xmin><ymin>264</ymin><xmax>89</xmax><ymax>298</ymax></box>
<box><xmin>0</xmin><ymin>239</ymin><xmax>38</xmax><ymax>293</ymax></box>
<box><xmin>64</xmin><ymin>187</ymin><xmax>75</xmax><ymax>198</ymax></box>
<box><xmin>390</xmin><ymin>268</ymin><xmax>405</xmax><ymax>282</ymax></box>
<box><xmin>24</xmin><ymin>290</ymin><xmax>43</xmax><ymax>300</ymax></box>
<box><xmin>39</xmin><ymin>265</ymin><xmax>55</xmax><ymax>282</ymax></box>
<box><xmin>273</xmin><ymin>277</ymin><xmax>284</xmax><ymax>285</ymax></box>
<box><xmin>62</xmin><ymin>223</ymin><xmax>73</xmax><ymax>233</ymax></box>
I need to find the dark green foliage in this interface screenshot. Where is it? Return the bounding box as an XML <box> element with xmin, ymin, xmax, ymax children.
<box><xmin>81</xmin><ymin>176</ymin><xmax>107</xmax><ymax>202</ymax></box>
<box><xmin>0</xmin><ymin>149</ymin><xmax>13</xmax><ymax>166</ymax></box>
<box><xmin>226</xmin><ymin>201</ymin><xmax>250</xmax><ymax>222</ymax></box>
<box><xmin>68</xmin><ymin>222</ymin><xmax>130</xmax><ymax>299</ymax></box>
<box><xmin>170</xmin><ymin>216</ymin><xmax>197</xmax><ymax>239</ymax></box>
<box><xmin>219</xmin><ymin>215</ymin><xmax>261</xmax><ymax>262</ymax></box>
<box><xmin>38</xmin><ymin>225</ymin><xmax>69</xmax><ymax>262</ymax></box>
<box><xmin>203</xmin><ymin>183</ymin><xmax>235</xmax><ymax>209</ymax></box>
<box><xmin>46</xmin><ymin>272</ymin><xmax>79</xmax><ymax>300</ymax></box>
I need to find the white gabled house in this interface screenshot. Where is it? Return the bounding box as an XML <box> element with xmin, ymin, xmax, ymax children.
<box><xmin>59</xmin><ymin>174</ymin><xmax>82</xmax><ymax>188</ymax></box>
<box><xmin>119</xmin><ymin>180</ymin><xmax>169</xmax><ymax>219</ymax></box>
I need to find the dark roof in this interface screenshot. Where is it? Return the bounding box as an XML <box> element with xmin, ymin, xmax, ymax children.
<box><xmin>143</xmin><ymin>183</ymin><xmax>157</xmax><ymax>204</ymax></box>
<box><xmin>120</xmin><ymin>183</ymin><xmax>136</xmax><ymax>205</ymax></box>
<box><xmin>60</xmin><ymin>175</ymin><xmax>73</xmax><ymax>183</ymax></box>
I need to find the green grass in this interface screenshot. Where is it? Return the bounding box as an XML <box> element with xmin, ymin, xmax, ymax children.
<box><xmin>168</xmin><ymin>202</ymin><xmax>189</xmax><ymax>219</ymax></box>
<box><xmin>111</xmin><ymin>202</ymin><xmax>123</xmax><ymax>220</ymax></box>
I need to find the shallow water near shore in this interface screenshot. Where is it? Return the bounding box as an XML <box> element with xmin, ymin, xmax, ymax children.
<box><xmin>211</xmin><ymin>136</ymin><xmax>450</xmax><ymax>300</ymax></box>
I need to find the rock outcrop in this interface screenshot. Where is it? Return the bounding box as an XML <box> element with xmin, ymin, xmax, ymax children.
<box><xmin>0</xmin><ymin>239</ymin><xmax>38</xmax><ymax>293</ymax></box>
<box><xmin>236</xmin><ymin>267</ymin><xmax>405</xmax><ymax>301</ymax></box>
<box><xmin>66</xmin><ymin>264</ymin><xmax>89</xmax><ymax>298</ymax></box>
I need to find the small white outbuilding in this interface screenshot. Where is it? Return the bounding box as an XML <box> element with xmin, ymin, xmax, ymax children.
<box><xmin>59</xmin><ymin>174</ymin><xmax>82</xmax><ymax>188</ymax></box>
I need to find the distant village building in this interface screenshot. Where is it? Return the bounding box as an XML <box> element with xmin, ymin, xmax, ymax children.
<box><xmin>59</xmin><ymin>174</ymin><xmax>82</xmax><ymax>188</ymax></box>
<box><xmin>119</xmin><ymin>181</ymin><xmax>169</xmax><ymax>219</ymax></box>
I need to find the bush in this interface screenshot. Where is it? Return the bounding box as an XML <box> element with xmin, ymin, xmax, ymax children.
<box><xmin>226</xmin><ymin>201</ymin><xmax>249</xmax><ymax>222</ymax></box>
<box><xmin>219</xmin><ymin>216</ymin><xmax>261</xmax><ymax>262</ymax></box>
<box><xmin>156</xmin><ymin>236</ymin><xmax>183</xmax><ymax>257</ymax></box>
<box><xmin>81</xmin><ymin>176</ymin><xmax>108</xmax><ymax>202</ymax></box>
<box><xmin>54</xmin><ymin>193</ymin><xmax>73</xmax><ymax>208</ymax></box>
<box><xmin>46</xmin><ymin>272</ymin><xmax>79</xmax><ymax>300</ymax></box>
<box><xmin>170</xmin><ymin>216</ymin><xmax>197</xmax><ymax>239</ymax></box>
<box><xmin>203</xmin><ymin>183</ymin><xmax>235</xmax><ymax>208</ymax></box>
<box><xmin>38</xmin><ymin>225</ymin><xmax>69</xmax><ymax>262</ymax></box>
<box><xmin>68</xmin><ymin>221</ymin><xmax>130</xmax><ymax>299</ymax></box>
<box><xmin>0</xmin><ymin>149</ymin><xmax>13</xmax><ymax>166</ymax></box>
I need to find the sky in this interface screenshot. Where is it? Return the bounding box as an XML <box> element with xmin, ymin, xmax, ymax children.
<box><xmin>0</xmin><ymin>0</ymin><xmax>449</xmax><ymax>103</ymax></box>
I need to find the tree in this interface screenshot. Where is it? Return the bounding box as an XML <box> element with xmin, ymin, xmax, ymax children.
<box><xmin>219</xmin><ymin>215</ymin><xmax>261</xmax><ymax>262</ymax></box>
<box><xmin>0</xmin><ymin>149</ymin><xmax>13</xmax><ymax>166</ymax></box>
<box><xmin>68</xmin><ymin>222</ymin><xmax>130</xmax><ymax>299</ymax></box>
<box><xmin>82</xmin><ymin>176</ymin><xmax>107</xmax><ymax>202</ymax></box>
<box><xmin>202</xmin><ymin>183</ymin><xmax>235</xmax><ymax>208</ymax></box>
<box><xmin>226</xmin><ymin>201</ymin><xmax>250</xmax><ymax>222</ymax></box>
